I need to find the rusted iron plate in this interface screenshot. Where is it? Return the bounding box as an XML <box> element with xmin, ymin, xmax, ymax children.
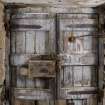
<box><xmin>28</xmin><ymin>60</ymin><xmax>55</xmax><ymax>77</ymax></box>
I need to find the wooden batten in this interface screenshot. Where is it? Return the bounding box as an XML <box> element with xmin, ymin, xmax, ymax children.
<box><xmin>14</xmin><ymin>88</ymin><xmax>53</xmax><ymax>100</ymax></box>
<box><xmin>14</xmin><ymin>100</ymin><xmax>55</xmax><ymax>105</ymax></box>
<box><xmin>14</xmin><ymin>100</ymin><xmax>35</xmax><ymax>105</ymax></box>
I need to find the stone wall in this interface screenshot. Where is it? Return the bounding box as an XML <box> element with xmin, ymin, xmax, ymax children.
<box><xmin>0</xmin><ymin>1</ymin><xmax>5</xmax><ymax>105</ymax></box>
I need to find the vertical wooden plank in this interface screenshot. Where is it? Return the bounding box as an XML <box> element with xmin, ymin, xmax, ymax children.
<box><xmin>26</xmin><ymin>78</ymin><xmax>34</xmax><ymax>88</ymax></box>
<box><xmin>36</xmin><ymin>31</ymin><xmax>45</xmax><ymax>54</ymax></box>
<box><xmin>83</xmin><ymin>66</ymin><xmax>91</xmax><ymax>86</ymax></box>
<box><xmin>63</xmin><ymin>66</ymin><xmax>73</xmax><ymax>87</ymax></box>
<box><xmin>99</xmin><ymin>38</ymin><xmax>104</xmax><ymax>90</ymax></box>
<box><xmin>11</xmin><ymin>31</ymin><xmax>16</xmax><ymax>53</ymax></box>
<box><xmin>59</xmin><ymin>29</ymin><xmax>65</xmax><ymax>53</ymax></box>
<box><xmin>12</xmin><ymin>67</ymin><xmax>17</xmax><ymax>87</ymax></box>
<box><xmin>35</xmin><ymin>78</ymin><xmax>46</xmax><ymax>88</ymax></box>
<box><xmin>64</xmin><ymin>31</ymin><xmax>71</xmax><ymax>54</ymax></box>
<box><xmin>49</xmin><ymin>19</ymin><xmax>55</xmax><ymax>54</ymax></box>
<box><xmin>16</xmin><ymin>67</ymin><xmax>26</xmax><ymax>88</ymax></box>
<box><xmin>16</xmin><ymin>32</ymin><xmax>25</xmax><ymax>54</ymax></box>
<box><xmin>26</xmin><ymin>31</ymin><xmax>35</xmax><ymax>54</ymax></box>
<box><xmin>83</xmin><ymin>36</ymin><xmax>92</xmax><ymax>51</ymax></box>
<box><xmin>89</xmin><ymin>95</ymin><xmax>97</xmax><ymax>105</ymax></box>
<box><xmin>74</xmin><ymin>66</ymin><xmax>82</xmax><ymax>87</ymax></box>
<box><xmin>91</xmin><ymin>66</ymin><xmax>97</xmax><ymax>87</ymax></box>
<box><xmin>16</xmin><ymin>76</ymin><xmax>26</xmax><ymax>88</ymax></box>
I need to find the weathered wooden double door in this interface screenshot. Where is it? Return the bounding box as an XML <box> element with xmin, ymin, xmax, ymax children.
<box><xmin>10</xmin><ymin>10</ymin><xmax>99</xmax><ymax>105</ymax></box>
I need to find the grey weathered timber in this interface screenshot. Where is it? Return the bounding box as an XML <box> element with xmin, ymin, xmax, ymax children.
<box><xmin>59</xmin><ymin>66</ymin><xmax>97</xmax><ymax>88</ymax></box>
<box><xmin>58</xmin><ymin>13</ymin><xmax>98</xmax><ymax>54</ymax></box>
<box><xmin>57</xmin><ymin>13</ymin><xmax>99</xmax><ymax>104</ymax></box>
<box><xmin>67</xmin><ymin>95</ymin><xmax>97</xmax><ymax>105</ymax></box>
<box><xmin>11</xmin><ymin>13</ymin><xmax>55</xmax><ymax>56</ymax></box>
<box><xmin>99</xmin><ymin>38</ymin><xmax>104</xmax><ymax>90</ymax></box>
<box><xmin>10</xmin><ymin>12</ymin><xmax>56</xmax><ymax>101</ymax></box>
